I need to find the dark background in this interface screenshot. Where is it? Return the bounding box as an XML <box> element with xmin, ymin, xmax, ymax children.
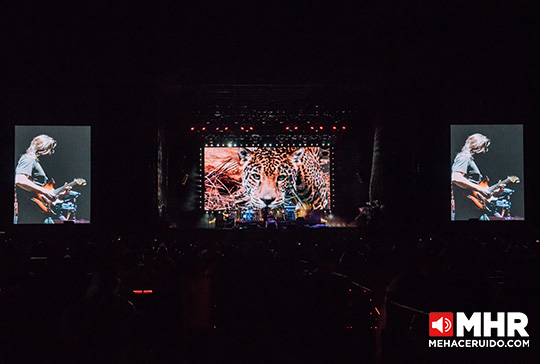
<box><xmin>0</xmin><ymin>3</ymin><xmax>539</xmax><ymax>364</ymax></box>
<box><xmin>0</xmin><ymin>1</ymin><xmax>538</xmax><ymax>236</ymax></box>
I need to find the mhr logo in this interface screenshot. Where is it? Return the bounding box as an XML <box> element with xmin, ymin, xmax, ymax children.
<box><xmin>429</xmin><ymin>312</ymin><xmax>529</xmax><ymax>337</ymax></box>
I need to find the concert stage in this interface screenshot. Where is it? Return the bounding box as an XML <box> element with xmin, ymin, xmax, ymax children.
<box><xmin>201</xmin><ymin>208</ymin><xmax>336</xmax><ymax>230</ymax></box>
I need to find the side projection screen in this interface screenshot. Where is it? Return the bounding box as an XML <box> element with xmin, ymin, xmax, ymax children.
<box><xmin>451</xmin><ymin>125</ymin><xmax>524</xmax><ymax>221</ymax></box>
<box><xmin>14</xmin><ymin>126</ymin><xmax>91</xmax><ymax>224</ymax></box>
<box><xmin>204</xmin><ymin>147</ymin><xmax>331</xmax><ymax>211</ymax></box>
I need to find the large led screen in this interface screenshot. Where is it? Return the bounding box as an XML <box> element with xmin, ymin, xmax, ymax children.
<box><xmin>14</xmin><ymin>126</ymin><xmax>91</xmax><ymax>224</ymax></box>
<box><xmin>451</xmin><ymin>125</ymin><xmax>524</xmax><ymax>221</ymax></box>
<box><xmin>204</xmin><ymin>147</ymin><xmax>331</xmax><ymax>211</ymax></box>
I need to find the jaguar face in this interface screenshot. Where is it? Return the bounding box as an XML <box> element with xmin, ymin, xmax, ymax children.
<box><xmin>238</xmin><ymin>147</ymin><xmax>304</xmax><ymax>209</ymax></box>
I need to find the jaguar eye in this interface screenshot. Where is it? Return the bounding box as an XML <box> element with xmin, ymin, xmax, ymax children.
<box><xmin>251</xmin><ymin>174</ymin><xmax>261</xmax><ymax>181</ymax></box>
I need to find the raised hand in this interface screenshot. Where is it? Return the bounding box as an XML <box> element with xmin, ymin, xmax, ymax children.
<box><xmin>57</xmin><ymin>183</ymin><xmax>73</xmax><ymax>199</ymax></box>
<box><xmin>493</xmin><ymin>180</ymin><xmax>506</xmax><ymax>195</ymax></box>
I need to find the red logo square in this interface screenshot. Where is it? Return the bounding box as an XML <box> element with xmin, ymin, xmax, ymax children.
<box><xmin>429</xmin><ymin>312</ymin><xmax>454</xmax><ymax>337</ymax></box>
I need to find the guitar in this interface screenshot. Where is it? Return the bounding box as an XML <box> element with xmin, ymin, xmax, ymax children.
<box><xmin>467</xmin><ymin>176</ymin><xmax>520</xmax><ymax>211</ymax></box>
<box><xmin>31</xmin><ymin>178</ymin><xmax>87</xmax><ymax>214</ymax></box>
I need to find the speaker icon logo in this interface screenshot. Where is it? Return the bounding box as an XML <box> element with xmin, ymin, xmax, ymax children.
<box><xmin>429</xmin><ymin>313</ymin><xmax>454</xmax><ymax>337</ymax></box>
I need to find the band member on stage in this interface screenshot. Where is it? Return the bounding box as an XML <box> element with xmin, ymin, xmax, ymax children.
<box><xmin>15</xmin><ymin>134</ymin><xmax>71</xmax><ymax>223</ymax></box>
<box><xmin>265</xmin><ymin>211</ymin><xmax>278</xmax><ymax>229</ymax></box>
<box><xmin>451</xmin><ymin>133</ymin><xmax>504</xmax><ymax>220</ymax></box>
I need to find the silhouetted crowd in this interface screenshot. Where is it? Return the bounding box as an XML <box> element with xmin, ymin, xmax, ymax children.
<box><xmin>1</xmin><ymin>228</ymin><xmax>539</xmax><ymax>364</ymax></box>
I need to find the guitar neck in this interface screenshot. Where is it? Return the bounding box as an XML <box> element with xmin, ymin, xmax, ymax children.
<box><xmin>53</xmin><ymin>180</ymin><xmax>79</xmax><ymax>195</ymax></box>
<box><xmin>488</xmin><ymin>177</ymin><xmax>515</xmax><ymax>193</ymax></box>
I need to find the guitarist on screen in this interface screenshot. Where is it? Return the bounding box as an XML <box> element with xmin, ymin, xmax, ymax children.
<box><xmin>15</xmin><ymin>134</ymin><xmax>78</xmax><ymax>224</ymax></box>
<box><xmin>451</xmin><ymin>133</ymin><xmax>516</xmax><ymax>220</ymax></box>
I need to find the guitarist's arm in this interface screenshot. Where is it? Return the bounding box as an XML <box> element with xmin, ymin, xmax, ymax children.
<box><xmin>15</xmin><ymin>174</ymin><xmax>56</xmax><ymax>201</ymax></box>
<box><xmin>451</xmin><ymin>172</ymin><xmax>491</xmax><ymax>197</ymax></box>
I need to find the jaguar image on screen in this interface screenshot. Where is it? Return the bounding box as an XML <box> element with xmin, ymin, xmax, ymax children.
<box><xmin>14</xmin><ymin>126</ymin><xmax>91</xmax><ymax>224</ymax></box>
<box><xmin>204</xmin><ymin>147</ymin><xmax>331</xmax><ymax>213</ymax></box>
<box><xmin>451</xmin><ymin>125</ymin><xmax>524</xmax><ymax>221</ymax></box>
